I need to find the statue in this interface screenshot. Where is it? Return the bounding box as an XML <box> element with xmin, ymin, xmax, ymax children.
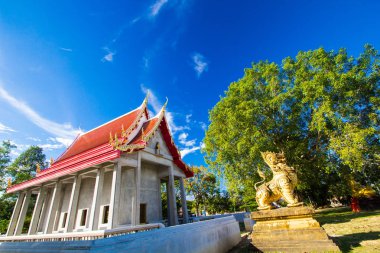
<box><xmin>255</xmin><ymin>151</ymin><xmax>303</xmax><ymax>210</ymax></box>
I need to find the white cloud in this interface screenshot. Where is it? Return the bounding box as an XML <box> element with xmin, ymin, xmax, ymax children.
<box><xmin>38</xmin><ymin>143</ymin><xmax>65</xmax><ymax>151</ymax></box>
<box><xmin>180</xmin><ymin>146</ymin><xmax>200</xmax><ymax>158</ymax></box>
<box><xmin>185</xmin><ymin>114</ymin><xmax>192</xmax><ymax>123</ymax></box>
<box><xmin>192</xmin><ymin>53</ymin><xmax>208</xmax><ymax>77</ymax></box>
<box><xmin>178</xmin><ymin>132</ymin><xmax>196</xmax><ymax>147</ymax></box>
<box><xmin>0</xmin><ymin>85</ymin><xmax>82</xmax><ymax>147</ymax></box>
<box><xmin>27</xmin><ymin>137</ymin><xmax>41</xmax><ymax>142</ymax></box>
<box><xmin>150</xmin><ymin>0</ymin><xmax>168</xmax><ymax>17</ymax></box>
<box><xmin>0</xmin><ymin>122</ymin><xmax>16</xmax><ymax>133</ymax></box>
<box><xmin>102</xmin><ymin>47</ymin><xmax>116</xmax><ymax>62</ymax></box>
<box><xmin>59</xmin><ymin>47</ymin><xmax>72</xmax><ymax>52</ymax></box>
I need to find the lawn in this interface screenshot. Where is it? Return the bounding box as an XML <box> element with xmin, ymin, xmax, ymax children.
<box><xmin>314</xmin><ymin>207</ymin><xmax>380</xmax><ymax>253</ymax></box>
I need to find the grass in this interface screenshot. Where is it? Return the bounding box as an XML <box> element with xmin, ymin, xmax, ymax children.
<box><xmin>314</xmin><ymin>207</ymin><xmax>380</xmax><ymax>253</ymax></box>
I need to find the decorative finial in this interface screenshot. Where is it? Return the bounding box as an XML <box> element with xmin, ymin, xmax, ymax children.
<box><xmin>162</xmin><ymin>97</ymin><xmax>168</xmax><ymax>112</ymax></box>
<box><xmin>7</xmin><ymin>178</ymin><xmax>12</xmax><ymax>188</ymax></box>
<box><xmin>109</xmin><ymin>132</ymin><xmax>113</xmax><ymax>144</ymax></box>
<box><xmin>50</xmin><ymin>157</ymin><xmax>54</xmax><ymax>165</ymax></box>
<box><xmin>144</xmin><ymin>90</ymin><xmax>150</xmax><ymax>105</ymax></box>
<box><xmin>36</xmin><ymin>163</ymin><xmax>41</xmax><ymax>173</ymax></box>
<box><xmin>121</xmin><ymin>124</ymin><xmax>127</xmax><ymax>138</ymax></box>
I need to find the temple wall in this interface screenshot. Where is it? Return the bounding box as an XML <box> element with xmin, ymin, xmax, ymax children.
<box><xmin>100</xmin><ymin>171</ymin><xmax>112</xmax><ymax>206</ymax></box>
<box><xmin>38</xmin><ymin>189</ymin><xmax>52</xmax><ymax>233</ymax></box>
<box><xmin>55</xmin><ymin>184</ymin><xmax>73</xmax><ymax>231</ymax></box>
<box><xmin>140</xmin><ymin>163</ymin><xmax>160</xmax><ymax>223</ymax></box>
<box><xmin>148</xmin><ymin>131</ymin><xmax>170</xmax><ymax>156</ymax></box>
<box><xmin>75</xmin><ymin>177</ymin><xmax>96</xmax><ymax>230</ymax></box>
<box><xmin>118</xmin><ymin>167</ymin><xmax>135</xmax><ymax>225</ymax></box>
<box><xmin>173</xmin><ymin>165</ymin><xmax>186</xmax><ymax>178</ymax></box>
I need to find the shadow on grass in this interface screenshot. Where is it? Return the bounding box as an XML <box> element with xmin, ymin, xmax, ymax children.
<box><xmin>331</xmin><ymin>231</ymin><xmax>380</xmax><ymax>253</ymax></box>
<box><xmin>314</xmin><ymin>208</ymin><xmax>380</xmax><ymax>226</ymax></box>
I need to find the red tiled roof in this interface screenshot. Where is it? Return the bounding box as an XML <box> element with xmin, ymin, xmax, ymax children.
<box><xmin>55</xmin><ymin>103</ymin><xmax>147</xmax><ymax>162</ymax></box>
<box><xmin>6</xmin><ymin>97</ymin><xmax>192</xmax><ymax>194</ymax></box>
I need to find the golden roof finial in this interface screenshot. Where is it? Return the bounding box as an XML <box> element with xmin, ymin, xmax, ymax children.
<box><xmin>50</xmin><ymin>157</ymin><xmax>54</xmax><ymax>165</ymax></box>
<box><xmin>162</xmin><ymin>97</ymin><xmax>168</xmax><ymax>112</ymax></box>
<box><xmin>36</xmin><ymin>163</ymin><xmax>41</xmax><ymax>173</ymax></box>
<box><xmin>7</xmin><ymin>178</ymin><xmax>12</xmax><ymax>188</ymax></box>
<box><xmin>109</xmin><ymin>132</ymin><xmax>113</xmax><ymax>144</ymax></box>
<box><xmin>121</xmin><ymin>124</ymin><xmax>127</xmax><ymax>138</ymax></box>
<box><xmin>144</xmin><ymin>90</ymin><xmax>150</xmax><ymax>105</ymax></box>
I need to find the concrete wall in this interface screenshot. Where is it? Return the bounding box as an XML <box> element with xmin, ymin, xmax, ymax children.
<box><xmin>118</xmin><ymin>167</ymin><xmax>135</xmax><ymax>225</ymax></box>
<box><xmin>75</xmin><ymin>177</ymin><xmax>96</xmax><ymax>230</ymax></box>
<box><xmin>37</xmin><ymin>189</ymin><xmax>53</xmax><ymax>233</ymax></box>
<box><xmin>148</xmin><ymin>131</ymin><xmax>170</xmax><ymax>156</ymax></box>
<box><xmin>0</xmin><ymin>216</ymin><xmax>241</xmax><ymax>253</ymax></box>
<box><xmin>140</xmin><ymin>163</ymin><xmax>160</xmax><ymax>223</ymax></box>
<box><xmin>55</xmin><ymin>184</ymin><xmax>73</xmax><ymax>231</ymax></box>
<box><xmin>100</xmin><ymin>171</ymin><xmax>112</xmax><ymax>207</ymax></box>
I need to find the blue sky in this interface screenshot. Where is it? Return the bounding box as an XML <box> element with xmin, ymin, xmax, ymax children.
<box><xmin>0</xmin><ymin>0</ymin><xmax>380</xmax><ymax>167</ymax></box>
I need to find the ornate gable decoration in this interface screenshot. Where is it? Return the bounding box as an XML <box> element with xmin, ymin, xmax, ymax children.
<box><xmin>110</xmin><ymin>98</ymin><xmax>167</xmax><ymax>153</ymax></box>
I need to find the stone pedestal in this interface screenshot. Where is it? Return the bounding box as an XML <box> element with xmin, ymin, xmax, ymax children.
<box><xmin>251</xmin><ymin>206</ymin><xmax>340</xmax><ymax>252</ymax></box>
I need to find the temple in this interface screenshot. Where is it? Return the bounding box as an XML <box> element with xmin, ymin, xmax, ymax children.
<box><xmin>5</xmin><ymin>95</ymin><xmax>193</xmax><ymax>237</ymax></box>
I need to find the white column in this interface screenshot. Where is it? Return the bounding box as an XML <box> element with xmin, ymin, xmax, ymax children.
<box><xmin>6</xmin><ymin>192</ymin><xmax>25</xmax><ymax>236</ymax></box>
<box><xmin>133</xmin><ymin>152</ymin><xmax>141</xmax><ymax>226</ymax></box>
<box><xmin>65</xmin><ymin>175</ymin><xmax>82</xmax><ymax>232</ymax></box>
<box><xmin>38</xmin><ymin>190</ymin><xmax>51</xmax><ymax>233</ymax></box>
<box><xmin>179</xmin><ymin>177</ymin><xmax>189</xmax><ymax>224</ymax></box>
<box><xmin>44</xmin><ymin>181</ymin><xmax>62</xmax><ymax>234</ymax></box>
<box><xmin>168</xmin><ymin>166</ymin><xmax>178</xmax><ymax>226</ymax></box>
<box><xmin>108</xmin><ymin>162</ymin><xmax>121</xmax><ymax>229</ymax></box>
<box><xmin>14</xmin><ymin>190</ymin><xmax>32</xmax><ymax>235</ymax></box>
<box><xmin>28</xmin><ymin>186</ymin><xmax>46</xmax><ymax>235</ymax></box>
<box><xmin>89</xmin><ymin>167</ymin><xmax>104</xmax><ymax>230</ymax></box>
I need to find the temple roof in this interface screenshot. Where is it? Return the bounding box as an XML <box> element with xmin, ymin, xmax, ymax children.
<box><xmin>7</xmin><ymin>97</ymin><xmax>192</xmax><ymax>194</ymax></box>
<box><xmin>56</xmin><ymin>98</ymin><xmax>149</xmax><ymax>162</ymax></box>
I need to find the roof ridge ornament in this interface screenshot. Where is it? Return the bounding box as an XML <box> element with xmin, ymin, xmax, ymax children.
<box><xmin>143</xmin><ymin>90</ymin><xmax>150</xmax><ymax>107</ymax></box>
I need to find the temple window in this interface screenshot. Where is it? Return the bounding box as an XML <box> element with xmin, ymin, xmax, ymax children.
<box><xmin>60</xmin><ymin>212</ymin><xmax>68</xmax><ymax>229</ymax></box>
<box><xmin>78</xmin><ymin>209</ymin><xmax>88</xmax><ymax>227</ymax></box>
<box><xmin>101</xmin><ymin>205</ymin><xmax>110</xmax><ymax>224</ymax></box>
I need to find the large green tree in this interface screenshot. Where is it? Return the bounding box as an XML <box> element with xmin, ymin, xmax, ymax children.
<box><xmin>0</xmin><ymin>144</ymin><xmax>46</xmax><ymax>234</ymax></box>
<box><xmin>204</xmin><ymin>45</ymin><xmax>380</xmax><ymax>207</ymax></box>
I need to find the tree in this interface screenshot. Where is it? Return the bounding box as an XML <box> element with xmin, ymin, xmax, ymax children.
<box><xmin>0</xmin><ymin>145</ymin><xmax>46</xmax><ymax>234</ymax></box>
<box><xmin>0</xmin><ymin>140</ymin><xmax>15</xmax><ymax>193</ymax></box>
<box><xmin>204</xmin><ymin>45</ymin><xmax>380</xmax><ymax>207</ymax></box>
<box><xmin>184</xmin><ymin>166</ymin><xmax>218</xmax><ymax>216</ymax></box>
<box><xmin>7</xmin><ymin>146</ymin><xmax>46</xmax><ymax>185</ymax></box>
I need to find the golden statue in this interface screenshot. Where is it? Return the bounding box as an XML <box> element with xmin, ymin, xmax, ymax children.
<box><xmin>36</xmin><ymin>163</ymin><xmax>41</xmax><ymax>173</ymax></box>
<box><xmin>255</xmin><ymin>151</ymin><xmax>303</xmax><ymax>210</ymax></box>
<box><xmin>7</xmin><ymin>178</ymin><xmax>12</xmax><ymax>188</ymax></box>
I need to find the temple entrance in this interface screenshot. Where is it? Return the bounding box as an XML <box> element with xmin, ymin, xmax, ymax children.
<box><xmin>140</xmin><ymin>203</ymin><xmax>147</xmax><ymax>224</ymax></box>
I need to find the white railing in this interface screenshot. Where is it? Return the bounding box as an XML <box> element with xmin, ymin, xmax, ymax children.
<box><xmin>0</xmin><ymin>223</ymin><xmax>164</xmax><ymax>242</ymax></box>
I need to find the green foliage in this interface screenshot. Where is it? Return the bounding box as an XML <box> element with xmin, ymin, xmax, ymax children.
<box><xmin>0</xmin><ymin>142</ymin><xmax>46</xmax><ymax>234</ymax></box>
<box><xmin>0</xmin><ymin>140</ymin><xmax>15</xmax><ymax>192</ymax></box>
<box><xmin>7</xmin><ymin>146</ymin><xmax>46</xmax><ymax>185</ymax></box>
<box><xmin>185</xmin><ymin>166</ymin><xmax>218</xmax><ymax>215</ymax></box>
<box><xmin>204</xmin><ymin>45</ymin><xmax>380</xmax><ymax>207</ymax></box>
